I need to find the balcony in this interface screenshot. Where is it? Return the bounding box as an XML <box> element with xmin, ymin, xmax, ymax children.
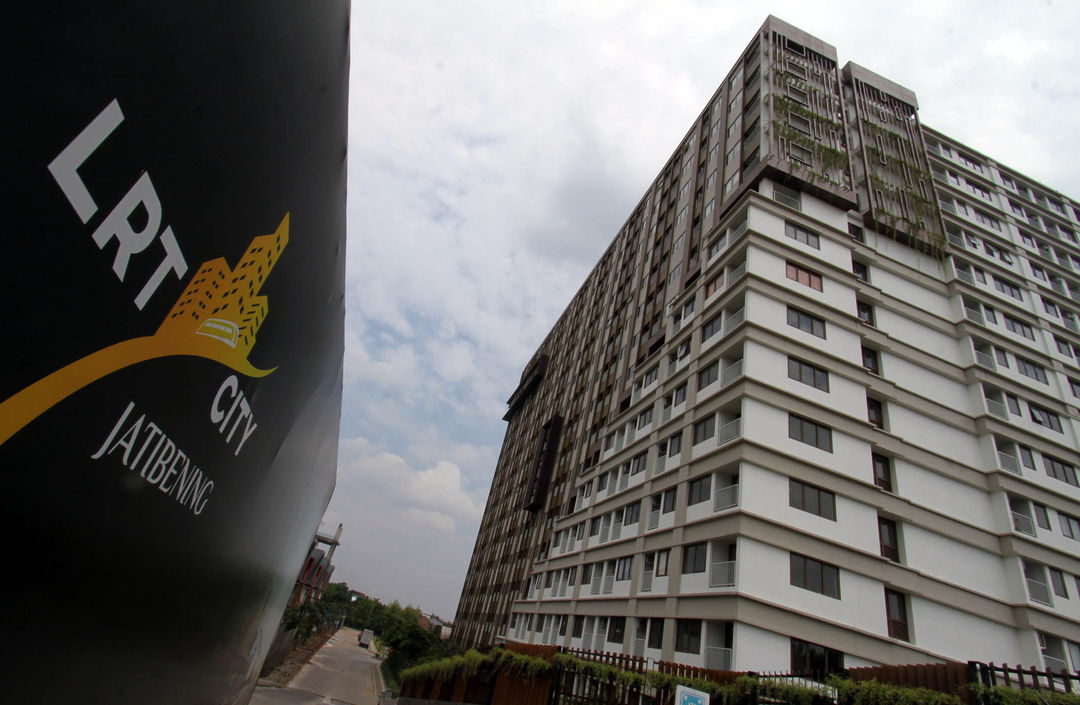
<box><xmin>724</xmin><ymin>308</ymin><xmax>746</xmax><ymax>334</ymax></box>
<box><xmin>956</xmin><ymin>268</ymin><xmax>974</xmax><ymax>284</ymax></box>
<box><xmin>1011</xmin><ymin>511</ymin><xmax>1036</xmax><ymax>536</ymax></box>
<box><xmin>964</xmin><ymin>306</ymin><xmax>985</xmax><ymax>325</ymax></box>
<box><xmin>705</xmin><ymin>646</ymin><xmax>733</xmax><ymax>671</ymax></box>
<box><xmin>717</xmin><ymin>418</ymin><xmax>742</xmax><ymax>446</ymax></box>
<box><xmin>709</xmin><ymin>560</ymin><xmax>736</xmax><ymax>587</ymax></box>
<box><xmin>713</xmin><ymin>484</ymin><xmax>739</xmax><ymax>512</ymax></box>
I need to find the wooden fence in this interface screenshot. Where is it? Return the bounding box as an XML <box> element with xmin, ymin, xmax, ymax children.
<box><xmin>970</xmin><ymin>661</ymin><xmax>1080</xmax><ymax>696</ymax></box>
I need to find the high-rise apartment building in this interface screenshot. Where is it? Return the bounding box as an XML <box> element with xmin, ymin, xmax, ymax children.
<box><xmin>453</xmin><ymin>16</ymin><xmax>1080</xmax><ymax>674</ymax></box>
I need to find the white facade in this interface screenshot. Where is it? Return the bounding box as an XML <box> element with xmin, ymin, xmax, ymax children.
<box><xmin>456</xmin><ymin>16</ymin><xmax>1080</xmax><ymax>677</ymax></box>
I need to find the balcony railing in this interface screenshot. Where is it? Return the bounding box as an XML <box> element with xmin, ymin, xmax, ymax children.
<box><xmin>640</xmin><ymin>570</ymin><xmax>653</xmax><ymax>593</ymax></box>
<box><xmin>1011</xmin><ymin>511</ymin><xmax>1036</xmax><ymax>536</ymax></box>
<box><xmin>714</xmin><ymin>484</ymin><xmax>739</xmax><ymax>512</ymax></box>
<box><xmin>647</xmin><ymin>509</ymin><xmax>660</xmax><ymax>530</ymax></box>
<box><xmin>724</xmin><ymin>308</ymin><xmax>745</xmax><ymax>334</ymax></box>
<box><xmin>602</xmin><ymin>574</ymin><xmax>615</xmax><ymax>594</ymax></box>
<box><xmin>887</xmin><ymin>619</ymin><xmax>910</xmax><ymax>642</ymax></box>
<box><xmin>728</xmin><ymin>261</ymin><xmax>747</xmax><ymax>282</ymax></box>
<box><xmin>956</xmin><ymin>269</ymin><xmax>974</xmax><ymax>284</ymax></box>
<box><xmin>998</xmin><ymin>452</ymin><xmax>1021</xmax><ymax>474</ymax></box>
<box><xmin>974</xmin><ymin>350</ymin><xmax>995</xmax><ymax>369</ymax></box>
<box><xmin>731</xmin><ymin>219</ymin><xmax>749</xmax><ymax>240</ymax></box>
<box><xmin>591</xmin><ymin>575</ymin><xmax>602</xmax><ymax>595</ymax></box>
<box><xmin>773</xmin><ymin>189</ymin><xmax>801</xmax><ymax>210</ymax></box>
<box><xmin>709</xmin><ymin>560</ymin><xmax>736</xmax><ymax>587</ymax></box>
<box><xmin>610</xmin><ymin>522</ymin><xmax>622</xmax><ymax>541</ymax></box>
<box><xmin>1027</xmin><ymin>578</ymin><xmax>1053</xmax><ymax>606</ymax></box>
<box><xmin>964</xmin><ymin>306</ymin><xmax>985</xmax><ymax>325</ymax></box>
<box><xmin>705</xmin><ymin>646</ymin><xmax>733</xmax><ymax>671</ymax></box>
<box><xmin>717</xmin><ymin>418</ymin><xmax>742</xmax><ymax>446</ymax></box>
<box><xmin>721</xmin><ymin>360</ymin><xmax>744</xmax><ymax>386</ymax></box>
<box><xmin>985</xmin><ymin>398</ymin><xmax>1008</xmax><ymax>419</ymax></box>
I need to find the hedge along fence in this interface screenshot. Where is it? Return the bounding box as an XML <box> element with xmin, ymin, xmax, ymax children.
<box><xmin>400</xmin><ymin>650</ymin><xmax>1080</xmax><ymax>705</ymax></box>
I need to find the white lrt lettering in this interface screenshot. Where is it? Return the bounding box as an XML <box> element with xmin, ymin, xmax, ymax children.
<box><xmin>48</xmin><ymin>99</ymin><xmax>124</xmax><ymax>224</ymax></box>
<box><xmin>49</xmin><ymin>98</ymin><xmax>188</xmax><ymax>310</ymax></box>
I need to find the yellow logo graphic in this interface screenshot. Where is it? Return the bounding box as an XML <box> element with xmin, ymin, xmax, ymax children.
<box><xmin>0</xmin><ymin>214</ymin><xmax>289</xmax><ymax>446</ymax></box>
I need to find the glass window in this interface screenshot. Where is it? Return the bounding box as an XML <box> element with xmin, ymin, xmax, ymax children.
<box><xmin>790</xmin><ymin>553</ymin><xmax>840</xmax><ymax>598</ymax></box>
<box><xmin>682</xmin><ymin>543</ymin><xmax>707</xmax><ymax>574</ymax></box>
<box><xmin>785</xmin><ymin>221</ymin><xmax>821</xmax><ymax>249</ymax></box>
<box><xmin>788</xmin><ymin>357</ymin><xmax>829</xmax><ymax>391</ymax></box>
<box><xmin>789</xmin><ymin>414</ymin><xmax>833</xmax><ymax>451</ymax></box>
<box><xmin>688</xmin><ymin>475</ymin><xmax>712</xmax><ymax>505</ymax></box>
<box><xmin>787</xmin><ymin>261</ymin><xmax>823</xmax><ymax>291</ymax></box>
<box><xmin>787</xmin><ymin>306</ymin><xmax>826</xmax><ymax>338</ymax></box>
<box><xmin>789</xmin><ymin>478</ymin><xmax>836</xmax><ymax>520</ymax></box>
<box><xmin>675</xmin><ymin>619</ymin><xmax>702</xmax><ymax>654</ymax></box>
<box><xmin>872</xmin><ymin>453</ymin><xmax>893</xmax><ymax>492</ymax></box>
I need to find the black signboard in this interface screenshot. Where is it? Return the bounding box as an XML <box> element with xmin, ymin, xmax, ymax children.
<box><xmin>2</xmin><ymin>3</ymin><xmax>349</xmax><ymax>702</ymax></box>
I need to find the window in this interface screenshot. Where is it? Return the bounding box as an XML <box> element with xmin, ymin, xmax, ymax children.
<box><xmin>675</xmin><ymin>619</ymin><xmax>702</xmax><ymax>654</ymax></box>
<box><xmin>662</xmin><ymin>488</ymin><xmax>677</xmax><ymax>513</ymax></box>
<box><xmin>885</xmin><ymin>589</ymin><xmax>910</xmax><ymax>641</ymax></box>
<box><xmin>624</xmin><ymin>501</ymin><xmax>640</xmax><ymax>525</ymax></box>
<box><xmin>688</xmin><ymin>475</ymin><xmax>712</xmax><ymax>505</ymax></box>
<box><xmin>702</xmin><ymin>312</ymin><xmax>723</xmax><ymax>341</ymax></box>
<box><xmin>1004</xmin><ymin>314</ymin><xmax>1035</xmax><ymax>340</ymax></box>
<box><xmin>790</xmin><ymin>553</ymin><xmax>840</xmax><ymax>598</ymax></box>
<box><xmin>1056</xmin><ymin>336</ymin><xmax>1074</xmax><ymax>357</ymax></box>
<box><xmin>667</xmin><ymin>432</ymin><xmax>682</xmax><ymax>457</ymax></box>
<box><xmin>789</xmin><ymin>414</ymin><xmax>833</xmax><ymax>452</ymax></box>
<box><xmin>643</xmin><ymin>365</ymin><xmax>659</xmax><ymax>386</ymax></box>
<box><xmin>788</xmin><ymin>357</ymin><xmax>829</xmax><ymax>391</ymax></box>
<box><xmin>1007</xmin><ymin>394</ymin><xmax>1021</xmax><ymax>415</ymax></box>
<box><xmin>787</xmin><ymin>261</ymin><xmax>823</xmax><ymax>291</ymax></box>
<box><xmin>683</xmin><ymin>543</ymin><xmax>707</xmax><ymax>574</ymax></box>
<box><xmin>862</xmin><ymin>346</ymin><xmax>881</xmax><ymax>374</ymax></box>
<box><xmin>581</xmin><ymin>564</ymin><xmax>593</xmax><ymax>584</ymax></box>
<box><xmin>872</xmin><ymin>453</ymin><xmax>893</xmax><ymax>492</ymax></box>
<box><xmin>673</xmin><ymin>383</ymin><xmax>687</xmax><ymax>406</ymax></box>
<box><xmin>693</xmin><ymin>416</ymin><xmax>716</xmax><ymax>444</ymax></box>
<box><xmin>597</xmin><ymin>474</ymin><xmax>609</xmax><ymax>493</ymax></box>
<box><xmin>1061</xmin><ymin>512</ymin><xmax>1080</xmax><ymax>541</ymax></box>
<box><xmin>637</xmin><ymin>407</ymin><xmax>653</xmax><ymax>429</ymax></box>
<box><xmin>974</xmin><ymin>210</ymin><xmax>1001</xmax><ymax>231</ymax></box>
<box><xmin>789</xmin><ymin>479</ymin><xmax>836</xmax><ymax>520</ymax></box>
<box><xmin>857</xmin><ymin>300</ymin><xmax>876</xmax><ymax>326</ymax></box>
<box><xmin>615</xmin><ymin>557</ymin><xmax>634</xmax><ymax>581</ymax></box>
<box><xmin>785</xmin><ymin>221</ymin><xmax>820</xmax><ymax>249</ymax></box>
<box><xmin>867</xmin><ymin>398</ymin><xmax>885</xmax><ymax>429</ymax></box>
<box><xmin>879</xmin><ymin>517</ymin><xmax>900</xmax><ymax>561</ymax></box>
<box><xmin>1034</xmin><ymin>504</ymin><xmax>1051</xmax><ymax>530</ymax></box>
<box><xmin>790</xmin><ymin>638</ymin><xmax>844</xmax><ymax>678</ymax></box>
<box><xmin>994</xmin><ymin>347</ymin><xmax>1010</xmax><ymax>367</ymax></box>
<box><xmin>630</xmin><ymin>452</ymin><xmax>647</xmax><ymax>475</ymax></box>
<box><xmin>655</xmin><ymin>549</ymin><xmax>670</xmax><ymax>576</ymax></box>
<box><xmin>1029</xmin><ymin>403</ymin><xmax>1063</xmax><ymax>433</ymax></box>
<box><xmin>647</xmin><ymin>618</ymin><xmax>664</xmax><ymax>649</ymax></box>
<box><xmin>698</xmin><ymin>360</ymin><xmax>719</xmax><ymax>389</ymax></box>
<box><xmin>994</xmin><ymin>276</ymin><xmax>1023</xmax><ymax>300</ymax></box>
<box><xmin>1044</xmin><ymin>455</ymin><xmax>1079</xmax><ymax>486</ymax></box>
<box><xmin>705</xmin><ymin>272</ymin><xmax>723</xmax><ymax>297</ymax></box>
<box><xmin>1016</xmin><ymin>357</ymin><xmax>1049</xmax><ymax>383</ymax></box>
<box><xmin>607</xmin><ymin>616</ymin><xmax>626</xmax><ymax>643</ymax></box>
<box><xmin>788</xmin><ymin>305</ymin><xmax>826</xmax><ymax>338</ymax></box>
<box><xmin>1050</xmin><ymin>568</ymin><xmax>1069</xmax><ymax>598</ymax></box>
<box><xmin>852</xmin><ymin>260</ymin><xmax>869</xmax><ymax>282</ymax></box>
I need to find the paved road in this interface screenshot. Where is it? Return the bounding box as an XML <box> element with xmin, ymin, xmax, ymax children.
<box><xmin>250</xmin><ymin>627</ymin><xmax>386</xmax><ymax>705</ymax></box>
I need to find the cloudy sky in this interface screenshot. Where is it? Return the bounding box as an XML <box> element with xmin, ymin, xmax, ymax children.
<box><xmin>320</xmin><ymin>0</ymin><xmax>1080</xmax><ymax>618</ymax></box>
